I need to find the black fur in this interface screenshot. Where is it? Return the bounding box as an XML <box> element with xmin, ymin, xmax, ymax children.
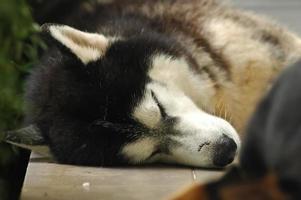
<box><xmin>25</xmin><ymin>8</ymin><xmax>184</xmax><ymax>166</ymax></box>
<box><xmin>240</xmin><ymin>60</ymin><xmax>301</xmax><ymax>198</ymax></box>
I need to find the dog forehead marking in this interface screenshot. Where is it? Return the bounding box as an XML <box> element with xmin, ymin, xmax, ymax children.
<box><xmin>149</xmin><ymin>54</ymin><xmax>216</xmax><ymax>111</ymax></box>
<box><xmin>132</xmin><ymin>90</ymin><xmax>161</xmax><ymax>128</ymax></box>
<box><xmin>149</xmin><ymin>55</ymin><xmax>188</xmax><ymax>81</ymax></box>
<box><xmin>121</xmin><ymin>137</ymin><xmax>157</xmax><ymax>163</ymax></box>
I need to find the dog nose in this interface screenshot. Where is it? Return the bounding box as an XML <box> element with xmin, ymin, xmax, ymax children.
<box><xmin>213</xmin><ymin>134</ymin><xmax>237</xmax><ymax>167</ymax></box>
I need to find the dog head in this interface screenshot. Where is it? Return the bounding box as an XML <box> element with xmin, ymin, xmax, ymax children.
<box><xmin>24</xmin><ymin>24</ymin><xmax>240</xmax><ymax>168</ymax></box>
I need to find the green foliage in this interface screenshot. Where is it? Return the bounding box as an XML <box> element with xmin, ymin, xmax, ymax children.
<box><xmin>0</xmin><ymin>0</ymin><xmax>45</xmax><ymax>199</ymax></box>
<box><xmin>0</xmin><ymin>0</ymin><xmax>45</xmax><ymax>133</ymax></box>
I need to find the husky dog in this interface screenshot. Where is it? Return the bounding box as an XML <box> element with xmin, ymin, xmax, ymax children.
<box><xmin>14</xmin><ymin>0</ymin><xmax>301</xmax><ymax>168</ymax></box>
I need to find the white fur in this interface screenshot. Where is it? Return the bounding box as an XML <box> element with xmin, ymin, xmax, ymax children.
<box><xmin>121</xmin><ymin>137</ymin><xmax>158</xmax><ymax>163</ymax></box>
<box><xmin>149</xmin><ymin>55</ymin><xmax>216</xmax><ymax>112</ymax></box>
<box><xmin>49</xmin><ymin>25</ymin><xmax>109</xmax><ymax>64</ymax></box>
<box><xmin>204</xmin><ymin>18</ymin><xmax>275</xmax><ymax>76</ymax></box>
<box><xmin>132</xmin><ymin>91</ymin><xmax>161</xmax><ymax>128</ymax></box>
<box><xmin>170</xmin><ymin>112</ymin><xmax>239</xmax><ymax>167</ymax></box>
<box><xmin>129</xmin><ymin>55</ymin><xmax>240</xmax><ymax>167</ymax></box>
<box><xmin>148</xmin><ymin>82</ymin><xmax>239</xmax><ymax>167</ymax></box>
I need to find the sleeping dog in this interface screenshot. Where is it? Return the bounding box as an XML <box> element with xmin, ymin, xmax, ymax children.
<box><xmin>6</xmin><ymin>0</ymin><xmax>301</xmax><ymax>168</ymax></box>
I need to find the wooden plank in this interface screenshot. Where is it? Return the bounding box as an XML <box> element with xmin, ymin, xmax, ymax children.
<box><xmin>193</xmin><ymin>169</ymin><xmax>224</xmax><ymax>183</ymax></box>
<box><xmin>21</xmin><ymin>162</ymin><xmax>196</xmax><ymax>200</ymax></box>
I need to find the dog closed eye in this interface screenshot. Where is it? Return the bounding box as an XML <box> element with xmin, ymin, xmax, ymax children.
<box><xmin>147</xmin><ymin>149</ymin><xmax>162</xmax><ymax>160</ymax></box>
<box><xmin>151</xmin><ymin>90</ymin><xmax>168</xmax><ymax>119</ymax></box>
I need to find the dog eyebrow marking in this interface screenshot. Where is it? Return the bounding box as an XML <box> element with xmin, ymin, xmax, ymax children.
<box><xmin>151</xmin><ymin>90</ymin><xmax>168</xmax><ymax>119</ymax></box>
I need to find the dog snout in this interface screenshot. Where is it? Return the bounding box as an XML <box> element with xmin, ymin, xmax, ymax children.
<box><xmin>213</xmin><ymin>134</ymin><xmax>237</xmax><ymax>167</ymax></box>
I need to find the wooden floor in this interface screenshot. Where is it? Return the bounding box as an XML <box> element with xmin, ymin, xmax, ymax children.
<box><xmin>21</xmin><ymin>0</ymin><xmax>301</xmax><ymax>200</ymax></box>
<box><xmin>21</xmin><ymin>155</ymin><xmax>224</xmax><ymax>200</ymax></box>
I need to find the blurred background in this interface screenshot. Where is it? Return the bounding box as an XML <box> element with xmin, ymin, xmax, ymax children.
<box><xmin>0</xmin><ymin>0</ymin><xmax>301</xmax><ymax>199</ymax></box>
<box><xmin>232</xmin><ymin>0</ymin><xmax>301</xmax><ymax>34</ymax></box>
<box><xmin>1</xmin><ymin>1</ymin><xmax>43</xmax><ymax>199</ymax></box>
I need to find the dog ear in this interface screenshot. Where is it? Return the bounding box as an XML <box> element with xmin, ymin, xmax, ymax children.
<box><xmin>41</xmin><ymin>23</ymin><xmax>109</xmax><ymax>64</ymax></box>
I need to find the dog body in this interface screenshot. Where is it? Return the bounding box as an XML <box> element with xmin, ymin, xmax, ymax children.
<box><xmin>117</xmin><ymin>0</ymin><xmax>301</xmax><ymax>132</ymax></box>
<box><xmin>24</xmin><ymin>0</ymin><xmax>301</xmax><ymax>167</ymax></box>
